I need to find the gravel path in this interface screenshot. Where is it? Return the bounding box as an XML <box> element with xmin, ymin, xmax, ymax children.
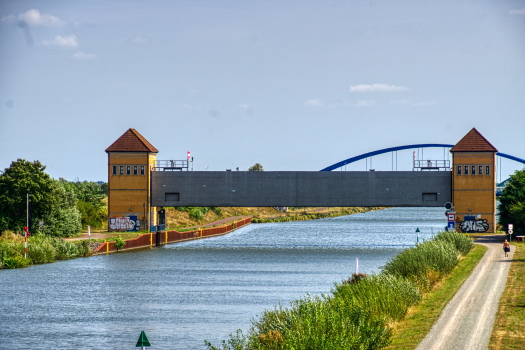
<box><xmin>417</xmin><ymin>235</ymin><xmax>514</xmax><ymax>350</ymax></box>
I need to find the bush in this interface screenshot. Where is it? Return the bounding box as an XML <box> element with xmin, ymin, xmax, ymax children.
<box><xmin>27</xmin><ymin>236</ymin><xmax>55</xmax><ymax>264</ymax></box>
<box><xmin>3</xmin><ymin>255</ymin><xmax>30</xmax><ymax>269</ymax></box>
<box><xmin>382</xmin><ymin>240</ymin><xmax>459</xmax><ymax>291</ymax></box>
<box><xmin>211</xmin><ymin>207</ymin><xmax>222</xmax><ymax>216</ymax></box>
<box><xmin>333</xmin><ymin>273</ymin><xmax>421</xmax><ymax>322</ymax></box>
<box><xmin>52</xmin><ymin>238</ymin><xmax>79</xmax><ymax>260</ymax></box>
<box><xmin>75</xmin><ymin>240</ymin><xmax>91</xmax><ymax>257</ymax></box>
<box><xmin>207</xmin><ymin>295</ymin><xmax>392</xmax><ymax>350</ymax></box>
<box><xmin>115</xmin><ymin>236</ymin><xmax>125</xmax><ymax>252</ymax></box>
<box><xmin>434</xmin><ymin>231</ymin><xmax>473</xmax><ymax>255</ymax></box>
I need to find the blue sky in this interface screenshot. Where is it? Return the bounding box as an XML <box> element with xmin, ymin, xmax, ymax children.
<box><xmin>1</xmin><ymin>0</ymin><xmax>524</xmax><ymax>181</ymax></box>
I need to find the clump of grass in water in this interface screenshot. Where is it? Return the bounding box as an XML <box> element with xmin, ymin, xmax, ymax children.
<box><xmin>205</xmin><ymin>232</ymin><xmax>474</xmax><ymax>350</ymax></box>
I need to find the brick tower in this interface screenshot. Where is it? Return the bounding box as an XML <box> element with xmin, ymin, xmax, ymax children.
<box><xmin>451</xmin><ymin>128</ymin><xmax>497</xmax><ymax>233</ymax></box>
<box><xmin>106</xmin><ymin>129</ymin><xmax>158</xmax><ymax>231</ymax></box>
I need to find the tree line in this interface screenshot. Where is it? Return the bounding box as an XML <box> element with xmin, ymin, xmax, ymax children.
<box><xmin>0</xmin><ymin>159</ymin><xmax>107</xmax><ymax>237</ymax></box>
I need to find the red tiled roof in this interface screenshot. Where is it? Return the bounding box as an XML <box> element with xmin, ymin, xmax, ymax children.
<box><xmin>105</xmin><ymin>129</ymin><xmax>159</xmax><ymax>153</ymax></box>
<box><xmin>450</xmin><ymin>128</ymin><xmax>497</xmax><ymax>152</ymax></box>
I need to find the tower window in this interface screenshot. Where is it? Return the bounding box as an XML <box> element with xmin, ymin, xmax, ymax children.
<box><xmin>486</xmin><ymin>165</ymin><xmax>490</xmax><ymax>175</ymax></box>
<box><xmin>140</xmin><ymin>165</ymin><xmax>145</xmax><ymax>175</ymax></box>
<box><xmin>120</xmin><ymin>166</ymin><xmax>124</xmax><ymax>175</ymax></box>
<box><xmin>479</xmin><ymin>165</ymin><xmax>483</xmax><ymax>175</ymax></box>
<box><xmin>457</xmin><ymin>165</ymin><xmax>462</xmax><ymax>175</ymax></box>
<box><xmin>126</xmin><ymin>165</ymin><xmax>131</xmax><ymax>175</ymax></box>
<box><xmin>133</xmin><ymin>166</ymin><xmax>138</xmax><ymax>175</ymax></box>
<box><xmin>472</xmin><ymin>165</ymin><xmax>476</xmax><ymax>175</ymax></box>
<box><xmin>464</xmin><ymin>165</ymin><xmax>469</xmax><ymax>175</ymax></box>
<box><xmin>112</xmin><ymin>166</ymin><xmax>117</xmax><ymax>175</ymax></box>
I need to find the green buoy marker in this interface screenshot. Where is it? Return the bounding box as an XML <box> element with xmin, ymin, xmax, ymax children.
<box><xmin>136</xmin><ymin>331</ymin><xmax>151</xmax><ymax>349</ymax></box>
<box><xmin>416</xmin><ymin>227</ymin><xmax>420</xmax><ymax>244</ymax></box>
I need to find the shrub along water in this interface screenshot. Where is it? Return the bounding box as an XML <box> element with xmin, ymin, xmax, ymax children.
<box><xmin>0</xmin><ymin>232</ymin><xmax>89</xmax><ymax>269</ymax></box>
<box><xmin>206</xmin><ymin>231</ymin><xmax>474</xmax><ymax>350</ymax></box>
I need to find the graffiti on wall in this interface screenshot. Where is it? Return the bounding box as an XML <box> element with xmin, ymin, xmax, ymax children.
<box><xmin>457</xmin><ymin>218</ymin><xmax>489</xmax><ymax>233</ymax></box>
<box><xmin>109</xmin><ymin>216</ymin><xmax>141</xmax><ymax>231</ymax></box>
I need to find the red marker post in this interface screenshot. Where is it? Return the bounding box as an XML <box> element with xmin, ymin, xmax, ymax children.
<box><xmin>24</xmin><ymin>226</ymin><xmax>28</xmax><ymax>259</ymax></box>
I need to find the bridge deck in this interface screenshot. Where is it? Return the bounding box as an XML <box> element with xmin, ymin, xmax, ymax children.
<box><xmin>151</xmin><ymin>171</ymin><xmax>452</xmax><ymax>208</ymax></box>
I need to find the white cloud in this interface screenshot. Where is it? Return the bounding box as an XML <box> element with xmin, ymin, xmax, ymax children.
<box><xmin>509</xmin><ymin>7</ymin><xmax>525</xmax><ymax>15</ymax></box>
<box><xmin>1</xmin><ymin>14</ymin><xmax>16</xmax><ymax>23</ymax></box>
<box><xmin>134</xmin><ymin>37</ymin><xmax>148</xmax><ymax>43</ymax></box>
<box><xmin>17</xmin><ymin>9</ymin><xmax>65</xmax><ymax>27</ymax></box>
<box><xmin>305</xmin><ymin>98</ymin><xmax>324</xmax><ymax>107</ymax></box>
<box><xmin>356</xmin><ymin>99</ymin><xmax>376</xmax><ymax>107</ymax></box>
<box><xmin>350</xmin><ymin>83</ymin><xmax>408</xmax><ymax>92</ymax></box>
<box><xmin>43</xmin><ymin>35</ymin><xmax>78</xmax><ymax>48</ymax></box>
<box><xmin>71</xmin><ymin>51</ymin><xmax>97</xmax><ymax>60</ymax></box>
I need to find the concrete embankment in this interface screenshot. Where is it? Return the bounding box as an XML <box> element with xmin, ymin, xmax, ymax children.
<box><xmin>93</xmin><ymin>217</ymin><xmax>252</xmax><ymax>254</ymax></box>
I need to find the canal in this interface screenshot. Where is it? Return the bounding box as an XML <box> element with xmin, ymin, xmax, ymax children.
<box><xmin>0</xmin><ymin>207</ymin><xmax>446</xmax><ymax>349</ymax></box>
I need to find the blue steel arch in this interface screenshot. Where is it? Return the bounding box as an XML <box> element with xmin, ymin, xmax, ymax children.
<box><xmin>320</xmin><ymin>144</ymin><xmax>525</xmax><ymax>171</ymax></box>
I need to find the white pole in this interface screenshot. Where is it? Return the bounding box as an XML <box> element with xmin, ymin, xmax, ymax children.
<box><xmin>355</xmin><ymin>258</ymin><xmax>359</xmax><ymax>274</ymax></box>
<box><xmin>88</xmin><ymin>226</ymin><xmax>91</xmax><ymax>243</ymax></box>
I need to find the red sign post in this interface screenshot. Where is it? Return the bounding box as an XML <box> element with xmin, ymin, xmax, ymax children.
<box><xmin>24</xmin><ymin>226</ymin><xmax>28</xmax><ymax>259</ymax></box>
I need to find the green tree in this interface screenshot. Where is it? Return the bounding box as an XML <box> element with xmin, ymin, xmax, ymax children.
<box><xmin>247</xmin><ymin>163</ymin><xmax>264</xmax><ymax>171</ymax></box>
<box><xmin>0</xmin><ymin>159</ymin><xmax>82</xmax><ymax>236</ymax></box>
<box><xmin>498</xmin><ymin>168</ymin><xmax>525</xmax><ymax>235</ymax></box>
<box><xmin>0</xmin><ymin>159</ymin><xmax>55</xmax><ymax>232</ymax></box>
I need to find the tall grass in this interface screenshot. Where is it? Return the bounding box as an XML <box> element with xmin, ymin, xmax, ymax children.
<box><xmin>0</xmin><ymin>232</ymin><xmax>88</xmax><ymax>268</ymax></box>
<box><xmin>206</xmin><ymin>231</ymin><xmax>475</xmax><ymax>350</ymax></box>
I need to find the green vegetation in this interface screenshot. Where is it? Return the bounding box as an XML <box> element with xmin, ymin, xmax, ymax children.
<box><xmin>115</xmin><ymin>236</ymin><xmax>125</xmax><ymax>252</ymax></box>
<box><xmin>490</xmin><ymin>242</ymin><xmax>525</xmax><ymax>349</ymax></box>
<box><xmin>206</xmin><ymin>231</ymin><xmax>476</xmax><ymax>350</ymax></box>
<box><xmin>252</xmin><ymin>208</ymin><xmax>378</xmax><ymax>223</ymax></box>
<box><xmin>0</xmin><ymin>231</ymin><xmax>90</xmax><ymax>269</ymax></box>
<box><xmin>387</xmin><ymin>244</ymin><xmax>487</xmax><ymax>349</ymax></box>
<box><xmin>0</xmin><ymin>159</ymin><xmax>108</xmax><ymax>237</ymax></box>
<box><xmin>498</xmin><ymin>168</ymin><xmax>525</xmax><ymax>235</ymax></box>
<box><xmin>173</xmin><ymin>207</ymin><xmax>222</xmax><ymax>221</ymax></box>
<box><xmin>248</xmin><ymin>163</ymin><xmax>264</xmax><ymax>171</ymax></box>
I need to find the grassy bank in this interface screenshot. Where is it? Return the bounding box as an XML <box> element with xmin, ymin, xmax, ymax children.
<box><xmin>205</xmin><ymin>231</ymin><xmax>479</xmax><ymax>350</ymax></box>
<box><xmin>0</xmin><ymin>232</ymin><xmax>90</xmax><ymax>269</ymax></box>
<box><xmin>251</xmin><ymin>207</ymin><xmax>380</xmax><ymax>223</ymax></box>
<box><xmin>489</xmin><ymin>241</ymin><xmax>525</xmax><ymax>349</ymax></box>
<box><xmin>386</xmin><ymin>244</ymin><xmax>487</xmax><ymax>349</ymax></box>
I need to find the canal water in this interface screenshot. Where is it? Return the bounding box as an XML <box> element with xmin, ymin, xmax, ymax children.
<box><xmin>0</xmin><ymin>207</ymin><xmax>446</xmax><ymax>349</ymax></box>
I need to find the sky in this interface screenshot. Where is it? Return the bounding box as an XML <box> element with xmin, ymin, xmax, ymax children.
<box><xmin>1</xmin><ymin>0</ymin><xmax>524</xmax><ymax>182</ymax></box>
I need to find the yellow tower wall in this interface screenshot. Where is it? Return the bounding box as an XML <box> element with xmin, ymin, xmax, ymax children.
<box><xmin>452</xmin><ymin>152</ymin><xmax>496</xmax><ymax>233</ymax></box>
<box><xmin>107</xmin><ymin>152</ymin><xmax>157</xmax><ymax>231</ymax></box>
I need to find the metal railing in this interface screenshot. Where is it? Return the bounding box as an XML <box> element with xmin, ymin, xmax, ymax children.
<box><xmin>413</xmin><ymin>159</ymin><xmax>451</xmax><ymax>171</ymax></box>
<box><xmin>153</xmin><ymin>160</ymin><xmax>189</xmax><ymax>171</ymax></box>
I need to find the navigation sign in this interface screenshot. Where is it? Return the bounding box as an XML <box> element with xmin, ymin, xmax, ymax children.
<box><xmin>187</xmin><ymin>151</ymin><xmax>190</xmax><ymax>160</ymax></box>
<box><xmin>444</xmin><ymin>202</ymin><xmax>453</xmax><ymax>210</ymax></box>
<box><xmin>508</xmin><ymin>229</ymin><xmax>513</xmax><ymax>235</ymax></box>
<box><xmin>508</xmin><ymin>224</ymin><xmax>513</xmax><ymax>230</ymax></box>
<box><xmin>416</xmin><ymin>227</ymin><xmax>420</xmax><ymax>244</ymax></box>
<box><xmin>39</xmin><ymin>221</ymin><xmax>44</xmax><ymax>226</ymax></box>
<box><xmin>136</xmin><ymin>331</ymin><xmax>151</xmax><ymax>348</ymax></box>
<box><xmin>448</xmin><ymin>214</ymin><xmax>456</xmax><ymax>222</ymax></box>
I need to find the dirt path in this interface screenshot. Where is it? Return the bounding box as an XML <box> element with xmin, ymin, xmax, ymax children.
<box><xmin>416</xmin><ymin>235</ymin><xmax>514</xmax><ymax>350</ymax></box>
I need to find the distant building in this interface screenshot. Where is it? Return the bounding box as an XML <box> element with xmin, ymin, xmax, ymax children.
<box><xmin>105</xmin><ymin>128</ymin><xmax>158</xmax><ymax>231</ymax></box>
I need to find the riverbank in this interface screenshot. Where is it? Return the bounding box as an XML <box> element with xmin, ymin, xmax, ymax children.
<box><xmin>251</xmin><ymin>207</ymin><xmax>381</xmax><ymax>223</ymax></box>
<box><xmin>206</xmin><ymin>231</ymin><xmax>482</xmax><ymax>350</ymax></box>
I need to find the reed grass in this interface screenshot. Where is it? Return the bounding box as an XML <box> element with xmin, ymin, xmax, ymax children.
<box><xmin>206</xmin><ymin>231</ymin><xmax>475</xmax><ymax>350</ymax></box>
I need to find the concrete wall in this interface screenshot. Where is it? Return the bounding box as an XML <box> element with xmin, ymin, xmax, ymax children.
<box><xmin>151</xmin><ymin>171</ymin><xmax>452</xmax><ymax>208</ymax></box>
